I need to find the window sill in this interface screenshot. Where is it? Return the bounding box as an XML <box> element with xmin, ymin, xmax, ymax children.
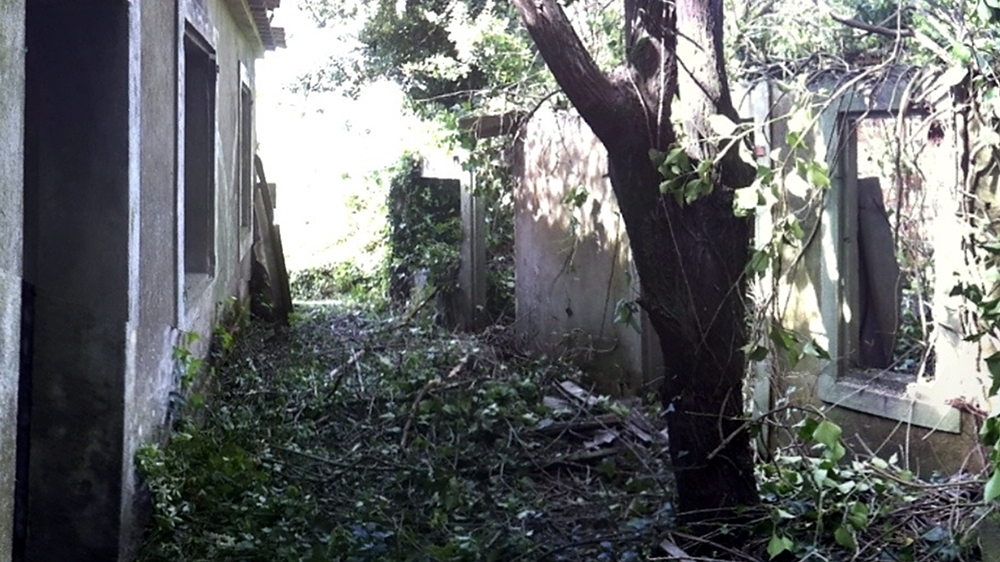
<box><xmin>817</xmin><ymin>370</ymin><xmax>961</xmax><ymax>434</ymax></box>
<box><xmin>184</xmin><ymin>272</ymin><xmax>213</xmax><ymax>304</ymax></box>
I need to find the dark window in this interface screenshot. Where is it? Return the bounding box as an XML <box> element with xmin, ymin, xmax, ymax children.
<box><xmin>240</xmin><ymin>80</ymin><xmax>253</xmax><ymax>230</ymax></box>
<box><xmin>184</xmin><ymin>28</ymin><xmax>216</xmax><ymax>275</ymax></box>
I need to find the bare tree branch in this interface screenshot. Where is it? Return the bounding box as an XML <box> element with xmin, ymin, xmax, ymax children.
<box><xmin>510</xmin><ymin>0</ymin><xmax>625</xmax><ymax>144</ymax></box>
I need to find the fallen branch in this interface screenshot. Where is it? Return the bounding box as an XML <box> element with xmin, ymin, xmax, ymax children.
<box><xmin>532</xmin><ymin>413</ymin><xmax>622</xmax><ymax>436</ymax></box>
<box><xmin>830</xmin><ymin>13</ymin><xmax>913</xmax><ymax>38</ymax></box>
<box><xmin>399</xmin><ymin>356</ymin><xmax>469</xmax><ymax>449</ymax></box>
<box><xmin>399</xmin><ymin>378</ymin><xmax>443</xmax><ymax>450</ymax></box>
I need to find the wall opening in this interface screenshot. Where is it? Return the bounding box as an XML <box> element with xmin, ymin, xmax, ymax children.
<box><xmin>239</xmin><ymin>70</ymin><xmax>253</xmax><ymax>232</ymax></box>
<box><xmin>839</xmin><ymin>113</ymin><xmax>938</xmax><ymax>382</ymax></box>
<box><xmin>184</xmin><ymin>27</ymin><xmax>217</xmax><ymax>278</ymax></box>
<box><xmin>20</xmin><ymin>1</ymin><xmax>132</xmax><ymax>559</ymax></box>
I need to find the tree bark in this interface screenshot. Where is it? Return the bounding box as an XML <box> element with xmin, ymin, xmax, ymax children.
<box><xmin>512</xmin><ymin>0</ymin><xmax>759</xmax><ymax>525</ymax></box>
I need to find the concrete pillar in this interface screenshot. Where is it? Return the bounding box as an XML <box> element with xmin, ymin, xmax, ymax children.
<box><xmin>0</xmin><ymin>3</ymin><xmax>26</xmax><ymax>562</ymax></box>
<box><xmin>458</xmin><ymin>172</ymin><xmax>487</xmax><ymax>330</ymax></box>
<box><xmin>23</xmin><ymin>2</ymin><xmax>137</xmax><ymax>559</ymax></box>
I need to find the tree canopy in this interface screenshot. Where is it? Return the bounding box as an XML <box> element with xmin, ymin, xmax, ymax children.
<box><xmin>294</xmin><ymin>0</ymin><xmax>627</xmax><ymax>115</ymax></box>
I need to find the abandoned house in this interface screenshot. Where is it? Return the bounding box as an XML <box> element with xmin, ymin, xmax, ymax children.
<box><xmin>512</xmin><ymin>66</ymin><xmax>994</xmax><ymax>475</ymax></box>
<box><xmin>0</xmin><ymin>0</ymin><xmax>284</xmax><ymax>560</ymax></box>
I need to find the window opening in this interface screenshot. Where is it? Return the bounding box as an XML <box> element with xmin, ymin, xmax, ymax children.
<box><xmin>239</xmin><ymin>78</ymin><xmax>252</xmax><ymax>230</ymax></box>
<box><xmin>184</xmin><ymin>27</ymin><xmax>216</xmax><ymax>276</ymax></box>
<box><xmin>842</xmin><ymin>114</ymin><xmax>937</xmax><ymax>379</ymax></box>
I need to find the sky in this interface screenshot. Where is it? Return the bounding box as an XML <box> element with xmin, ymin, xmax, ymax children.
<box><xmin>255</xmin><ymin>1</ymin><xmax>451</xmax><ymax>271</ymax></box>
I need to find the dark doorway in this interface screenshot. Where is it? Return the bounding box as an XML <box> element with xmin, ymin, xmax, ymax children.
<box><xmin>20</xmin><ymin>1</ymin><xmax>133</xmax><ymax>560</ymax></box>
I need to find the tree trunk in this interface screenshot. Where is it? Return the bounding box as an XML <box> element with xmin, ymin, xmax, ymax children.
<box><xmin>512</xmin><ymin>0</ymin><xmax>759</xmax><ymax>524</ymax></box>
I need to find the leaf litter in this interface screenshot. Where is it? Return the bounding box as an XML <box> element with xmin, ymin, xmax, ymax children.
<box><xmin>137</xmin><ymin>303</ymin><xmax>675</xmax><ymax>561</ymax></box>
<box><xmin>138</xmin><ymin>303</ymin><xmax>998</xmax><ymax>562</ymax></box>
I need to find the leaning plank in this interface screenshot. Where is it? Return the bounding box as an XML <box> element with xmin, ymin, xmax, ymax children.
<box><xmin>251</xmin><ymin>155</ymin><xmax>293</xmax><ymax>324</ymax></box>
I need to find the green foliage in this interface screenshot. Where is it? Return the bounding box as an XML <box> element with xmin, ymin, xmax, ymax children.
<box><xmin>754</xmin><ymin>418</ymin><xmax>981</xmax><ymax>561</ymax></box>
<box><xmin>172</xmin><ymin>331</ymin><xmax>204</xmax><ymax>390</ymax></box>
<box><xmin>649</xmin><ymin>146</ymin><xmax>715</xmax><ymax>206</ymax></box>
<box><xmin>613</xmin><ymin>298</ymin><xmax>641</xmax><ymax>332</ymax></box>
<box><xmin>294</xmin><ymin>0</ymin><xmax>623</xmax><ymax>117</ymax></box>
<box><xmin>168</xmin><ymin>331</ymin><xmax>211</xmax><ymax>416</ymax></box>
<box><xmin>290</xmin><ymin>261</ymin><xmax>387</xmax><ymax>306</ymax></box>
<box><xmin>461</xmin><ymin>134</ymin><xmax>516</xmax><ymax>319</ymax></box>
<box><xmin>386</xmin><ymin>153</ymin><xmax>462</xmax><ymax>304</ymax></box>
<box><xmin>136</xmin><ymin>422</ymin><xmax>325</xmax><ymax>562</ymax></box>
<box><xmin>728</xmin><ymin>0</ymin><xmax>917</xmax><ymax>75</ymax></box>
<box><xmin>916</xmin><ymin>0</ymin><xmax>1000</xmax><ymax>506</ymax></box>
<box><xmin>296</xmin><ymin>0</ymin><xmax>548</xmax><ymax>113</ymax></box>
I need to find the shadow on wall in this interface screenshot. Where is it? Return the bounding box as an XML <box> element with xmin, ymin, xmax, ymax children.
<box><xmin>514</xmin><ymin>108</ymin><xmax>662</xmax><ymax>397</ymax></box>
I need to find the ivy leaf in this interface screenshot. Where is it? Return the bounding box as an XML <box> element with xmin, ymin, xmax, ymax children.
<box><xmin>847</xmin><ymin>501</ymin><xmax>869</xmax><ymax>530</ymax></box>
<box><xmin>786</xmin><ymin>130</ymin><xmax>803</xmax><ymax>149</ymax></box>
<box><xmin>708</xmin><ymin>114</ymin><xmax>739</xmax><ymax>137</ymax></box>
<box><xmin>812</xmin><ymin>420</ymin><xmax>842</xmax><ymax>450</ymax></box>
<box><xmin>806</xmin><ymin>161</ymin><xmax>830</xmax><ymax>188</ymax></box>
<box><xmin>938</xmin><ymin>65</ymin><xmax>968</xmax><ymax>88</ymax></box>
<box><xmin>985</xmin><ymin>469</ymin><xmax>1000</xmax><ymax>502</ymax></box>
<box><xmin>826</xmin><ymin>440</ymin><xmax>846</xmax><ymax>462</ymax></box>
<box><xmin>986</xmin><ymin>352</ymin><xmax>1000</xmax><ymax>395</ymax></box>
<box><xmin>747</xmin><ymin>345</ymin><xmax>770</xmax><ymax>361</ymax></box>
<box><xmin>748</xmin><ymin>249</ymin><xmax>771</xmax><ymax>275</ymax></box>
<box><xmin>981</xmin><ymin>417</ymin><xmax>1000</xmax><ymax>445</ymax></box>
<box><xmin>834</xmin><ymin>525</ymin><xmax>857</xmax><ymax>550</ymax></box>
<box><xmin>787</xmin><ymin>218</ymin><xmax>805</xmax><ymax>241</ymax></box>
<box><xmin>769</xmin><ymin>323</ymin><xmax>798</xmax><ymax>353</ymax></box>
<box><xmin>796</xmin><ymin>417</ymin><xmax>819</xmax><ymax>441</ymax></box>
<box><xmin>767</xmin><ymin>533</ymin><xmax>794</xmax><ymax>559</ymax></box>
<box><xmin>684</xmin><ymin>179</ymin><xmax>705</xmax><ymax>204</ymax></box>
<box><xmin>801</xmin><ymin>339</ymin><xmax>831</xmax><ymax>360</ymax></box>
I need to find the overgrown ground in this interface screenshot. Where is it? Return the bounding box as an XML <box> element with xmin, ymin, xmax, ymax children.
<box><xmin>137</xmin><ymin>299</ymin><xmax>997</xmax><ymax>562</ymax></box>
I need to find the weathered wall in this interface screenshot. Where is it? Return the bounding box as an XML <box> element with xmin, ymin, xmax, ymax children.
<box><xmin>0</xmin><ymin>3</ymin><xmax>25</xmax><ymax>561</ymax></box>
<box><xmin>122</xmin><ymin>0</ymin><xmax>260</xmax><ymax>557</ymax></box>
<box><xmin>515</xmin><ymin>109</ymin><xmax>662</xmax><ymax>396</ymax></box>
<box><xmin>19</xmin><ymin>1</ymin><xmax>264</xmax><ymax>559</ymax></box>
<box><xmin>514</xmin><ymin>81</ymin><xmax>985</xmax><ymax>473</ymax></box>
<box><xmin>120</xmin><ymin>0</ymin><xmax>183</xmax><ymax>558</ymax></box>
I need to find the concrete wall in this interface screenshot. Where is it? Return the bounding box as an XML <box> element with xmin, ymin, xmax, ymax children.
<box><xmin>122</xmin><ymin>0</ymin><xmax>260</xmax><ymax>557</ymax></box>
<box><xmin>515</xmin><ymin>109</ymin><xmax>662</xmax><ymax>396</ymax></box>
<box><xmin>515</xmin><ymin>77</ymin><xmax>984</xmax><ymax>473</ymax></box>
<box><xmin>121</xmin><ymin>0</ymin><xmax>183</xmax><ymax>557</ymax></box>
<box><xmin>0</xmin><ymin>3</ymin><xmax>25</xmax><ymax>561</ymax></box>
